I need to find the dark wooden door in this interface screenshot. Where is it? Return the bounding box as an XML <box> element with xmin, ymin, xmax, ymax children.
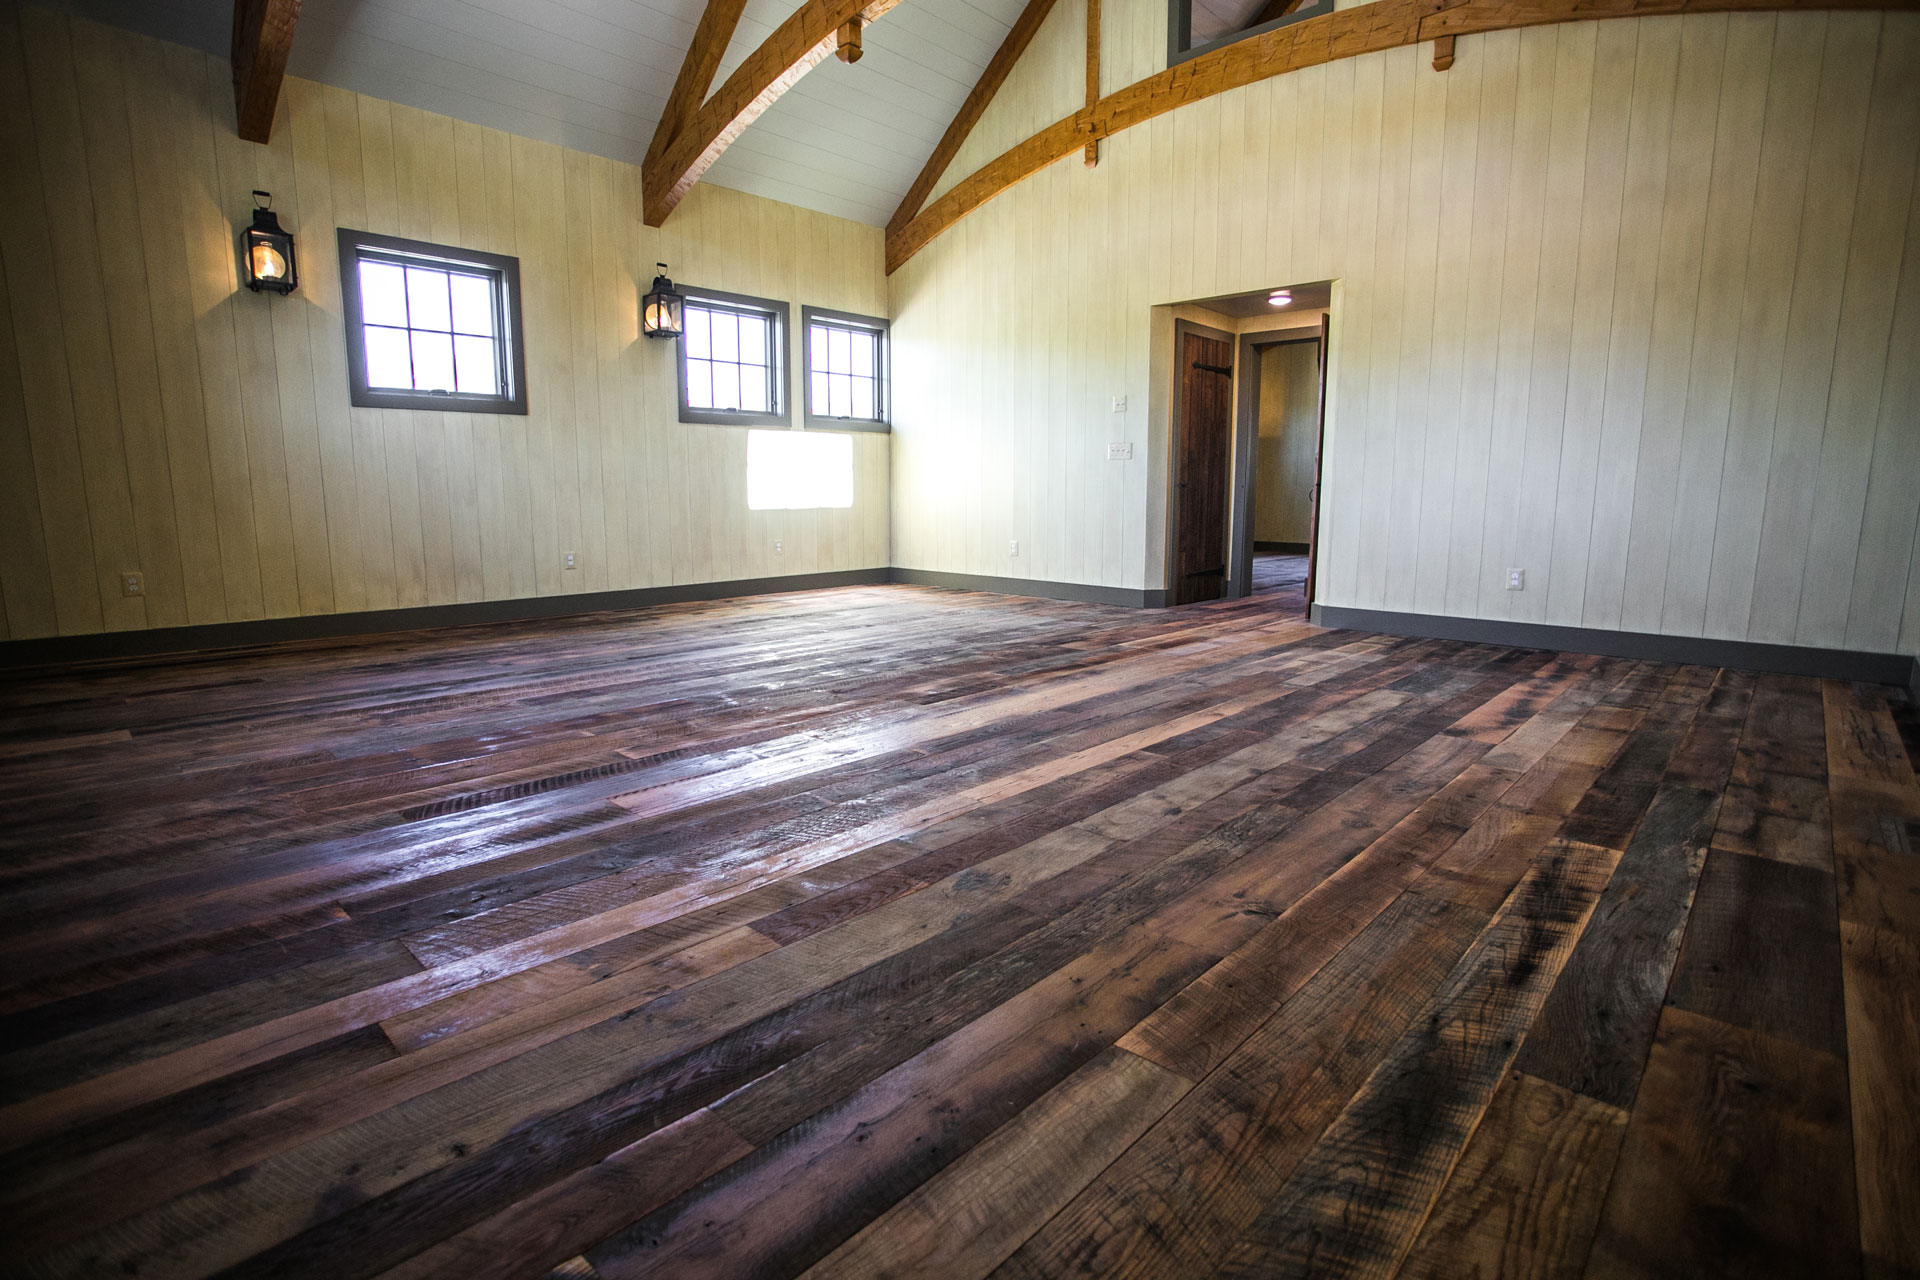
<box><xmin>1173</xmin><ymin>332</ymin><xmax>1234</xmax><ymax>605</ymax></box>
<box><xmin>1304</xmin><ymin>313</ymin><xmax>1330</xmax><ymax>609</ymax></box>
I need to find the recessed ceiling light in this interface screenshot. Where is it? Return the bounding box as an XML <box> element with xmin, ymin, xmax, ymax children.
<box><xmin>1268</xmin><ymin>290</ymin><xmax>1292</xmax><ymax>307</ymax></box>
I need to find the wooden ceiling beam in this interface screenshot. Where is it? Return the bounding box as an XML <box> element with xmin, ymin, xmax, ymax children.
<box><xmin>886</xmin><ymin>0</ymin><xmax>1061</xmax><ymax>236</ymax></box>
<box><xmin>885</xmin><ymin>0</ymin><xmax>1920</xmax><ymax>272</ymax></box>
<box><xmin>230</xmin><ymin>0</ymin><xmax>301</xmax><ymax>144</ymax></box>
<box><xmin>646</xmin><ymin>0</ymin><xmax>751</xmax><ymax>172</ymax></box>
<box><xmin>644</xmin><ymin>0</ymin><xmax>907</xmax><ymax>227</ymax></box>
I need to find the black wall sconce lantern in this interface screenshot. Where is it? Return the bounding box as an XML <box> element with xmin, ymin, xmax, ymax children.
<box><xmin>642</xmin><ymin>263</ymin><xmax>684</xmax><ymax>339</ymax></box>
<box><xmin>243</xmin><ymin>190</ymin><xmax>297</xmax><ymax>295</ymax></box>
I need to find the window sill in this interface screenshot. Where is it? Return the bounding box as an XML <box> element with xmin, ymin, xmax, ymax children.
<box><xmin>681</xmin><ymin>407</ymin><xmax>791</xmax><ymax>428</ymax></box>
<box><xmin>350</xmin><ymin>387</ymin><xmax>528</xmax><ymax>414</ymax></box>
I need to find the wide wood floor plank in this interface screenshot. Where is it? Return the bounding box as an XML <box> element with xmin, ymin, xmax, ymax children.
<box><xmin>0</xmin><ymin>559</ymin><xmax>1903</xmax><ymax>1279</ymax></box>
<box><xmin>1584</xmin><ymin>1007</ymin><xmax>1859</xmax><ymax>1280</ymax></box>
<box><xmin>1396</xmin><ymin>1070</ymin><xmax>1629</xmax><ymax>1280</ymax></box>
<box><xmin>1216</xmin><ymin>840</ymin><xmax>1620</xmax><ymax>1280</ymax></box>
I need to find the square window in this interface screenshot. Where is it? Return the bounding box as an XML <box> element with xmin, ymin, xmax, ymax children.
<box><xmin>677</xmin><ymin>289</ymin><xmax>789</xmax><ymax>427</ymax></box>
<box><xmin>338</xmin><ymin>228</ymin><xmax>526</xmax><ymax>414</ymax></box>
<box><xmin>803</xmin><ymin>308</ymin><xmax>888</xmax><ymax>432</ymax></box>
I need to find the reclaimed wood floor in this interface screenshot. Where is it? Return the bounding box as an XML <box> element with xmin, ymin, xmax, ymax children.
<box><xmin>1</xmin><ymin>557</ymin><xmax>1916</xmax><ymax>1280</ymax></box>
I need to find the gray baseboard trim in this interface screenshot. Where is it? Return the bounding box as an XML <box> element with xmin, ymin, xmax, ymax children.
<box><xmin>1312</xmin><ymin>604</ymin><xmax>1916</xmax><ymax>688</ymax></box>
<box><xmin>0</xmin><ymin>568</ymin><xmax>891</xmax><ymax>669</ymax></box>
<box><xmin>887</xmin><ymin>567</ymin><xmax>1167</xmax><ymax>609</ymax></box>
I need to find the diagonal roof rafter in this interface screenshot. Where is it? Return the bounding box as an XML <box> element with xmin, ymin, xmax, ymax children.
<box><xmin>644</xmin><ymin>0</ymin><xmax>910</xmax><ymax>227</ymax></box>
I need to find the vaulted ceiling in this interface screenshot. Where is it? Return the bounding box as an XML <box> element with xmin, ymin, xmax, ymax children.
<box><xmin>46</xmin><ymin>0</ymin><xmax>1032</xmax><ymax>228</ymax></box>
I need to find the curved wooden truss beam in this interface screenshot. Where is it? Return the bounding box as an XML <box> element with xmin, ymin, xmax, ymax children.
<box><xmin>889</xmin><ymin>0</ymin><xmax>1061</xmax><ymax>235</ymax></box>
<box><xmin>644</xmin><ymin>0</ymin><xmax>907</xmax><ymax>226</ymax></box>
<box><xmin>885</xmin><ymin>0</ymin><xmax>1919</xmax><ymax>272</ymax></box>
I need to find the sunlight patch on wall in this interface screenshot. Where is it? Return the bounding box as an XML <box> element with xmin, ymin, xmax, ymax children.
<box><xmin>747</xmin><ymin>430</ymin><xmax>854</xmax><ymax>510</ymax></box>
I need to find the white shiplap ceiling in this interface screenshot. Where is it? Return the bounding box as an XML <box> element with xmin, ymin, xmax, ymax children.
<box><xmin>45</xmin><ymin>0</ymin><xmax>1031</xmax><ymax>227</ymax></box>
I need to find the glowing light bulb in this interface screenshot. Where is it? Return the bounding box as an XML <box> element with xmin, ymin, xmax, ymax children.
<box><xmin>251</xmin><ymin>242</ymin><xmax>287</xmax><ymax>280</ymax></box>
<box><xmin>1268</xmin><ymin>290</ymin><xmax>1292</xmax><ymax>307</ymax></box>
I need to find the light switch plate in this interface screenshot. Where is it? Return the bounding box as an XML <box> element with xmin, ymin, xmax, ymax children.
<box><xmin>1111</xmin><ymin>395</ymin><xmax>1127</xmax><ymax>413</ymax></box>
<box><xmin>1106</xmin><ymin>441</ymin><xmax>1133</xmax><ymax>461</ymax></box>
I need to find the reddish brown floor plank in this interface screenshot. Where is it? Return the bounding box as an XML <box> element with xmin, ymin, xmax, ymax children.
<box><xmin>0</xmin><ymin>558</ymin><xmax>1905</xmax><ymax>1279</ymax></box>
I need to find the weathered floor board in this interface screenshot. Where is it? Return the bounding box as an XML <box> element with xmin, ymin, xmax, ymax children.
<box><xmin>0</xmin><ymin>556</ymin><xmax>1910</xmax><ymax>1279</ymax></box>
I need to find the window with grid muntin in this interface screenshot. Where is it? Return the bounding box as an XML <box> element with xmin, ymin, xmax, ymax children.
<box><xmin>357</xmin><ymin>258</ymin><xmax>504</xmax><ymax>397</ymax></box>
<box><xmin>684</xmin><ymin>300</ymin><xmax>778</xmax><ymax>415</ymax></box>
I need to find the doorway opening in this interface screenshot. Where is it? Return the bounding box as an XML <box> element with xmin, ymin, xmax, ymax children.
<box><xmin>1163</xmin><ymin>281</ymin><xmax>1331</xmax><ymax>615</ymax></box>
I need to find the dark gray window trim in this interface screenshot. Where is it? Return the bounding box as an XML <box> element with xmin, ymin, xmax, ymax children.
<box><xmin>802</xmin><ymin>305</ymin><xmax>890</xmax><ymax>434</ymax></box>
<box><xmin>337</xmin><ymin>228</ymin><xmax>528</xmax><ymax>415</ymax></box>
<box><xmin>677</xmin><ymin>287</ymin><xmax>791</xmax><ymax>428</ymax></box>
<box><xmin>1168</xmin><ymin>0</ymin><xmax>1336</xmax><ymax>67</ymax></box>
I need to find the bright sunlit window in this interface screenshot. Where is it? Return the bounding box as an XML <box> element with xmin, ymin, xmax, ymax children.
<box><xmin>803</xmin><ymin>307</ymin><xmax>888</xmax><ymax>431</ymax></box>
<box><xmin>337</xmin><ymin>229</ymin><xmax>526</xmax><ymax>414</ymax></box>
<box><xmin>747</xmin><ymin>430</ymin><xmax>853</xmax><ymax>510</ymax></box>
<box><xmin>679</xmin><ymin>290</ymin><xmax>789</xmax><ymax>427</ymax></box>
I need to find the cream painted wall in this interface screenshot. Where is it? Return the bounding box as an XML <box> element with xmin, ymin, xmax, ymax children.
<box><xmin>0</xmin><ymin>2</ymin><xmax>890</xmax><ymax>641</ymax></box>
<box><xmin>889</xmin><ymin>5</ymin><xmax>1920</xmax><ymax>657</ymax></box>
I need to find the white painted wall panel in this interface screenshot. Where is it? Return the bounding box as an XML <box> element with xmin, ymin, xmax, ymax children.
<box><xmin>0</xmin><ymin>3</ymin><xmax>890</xmax><ymax>640</ymax></box>
<box><xmin>889</xmin><ymin>2</ymin><xmax>1920</xmax><ymax>657</ymax></box>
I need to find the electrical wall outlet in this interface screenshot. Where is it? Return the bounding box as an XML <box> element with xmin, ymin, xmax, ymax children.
<box><xmin>1009</xmin><ymin>539</ymin><xmax>1020</xmax><ymax>558</ymax></box>
<box><xmin>564</xmin><ymin>552</ymin><xmax>577</xmax><ymax>570</ymax></box>
<box><xmin>121</xmin><ymin>572</ymin><xmax>144</xmax><ymax>597</ymax></box>
<box><xmin>1506</xmin><ymin>568</ymin><xmax>1525</xmax><ymax>591</ymax></box>
<box><xmin>774</xmin><ymin>539</ymin><xmax>783</xmax><ymax>554</ymax></box>
<box><xmin>1106</xmin><ymin>441</ymin><xmax>1133</xmax><ymax>461</ymax></box>
<box><xmin>1111</xmin><ymin>395</ymin><xmax>1128</xmax><ymax>413</ymax></box>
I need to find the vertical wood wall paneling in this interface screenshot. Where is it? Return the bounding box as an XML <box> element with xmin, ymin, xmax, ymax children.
<box><xmin>1700</xmin><ymin>13</ymin><xmax>1825</xmax><ymax>640</ymax></box>
<box><xmin>67</xmin><ymin>15</ymin><xmax>188</xmax><ymax>629</ymax></box>
<box><xmin>209</xmin><ymin>52</ymin><xmax>302</xmax><ymax>621</ymax></box>
<box><xmin>1744</xmin><ymin>14</ymin><xmax>1879</xmax><ymax>643</ymax></box>
<box><xmin>1511</xmin><ymin>23</ymin><xmax>1597</xmax><ymax>628</ymax></box>
<box><xmin>887</xmin><ymin>1</ymin><xmax>1920</xmax><ymax>658</ymax></box>
<box><xmin>3</xmin><ymin>8</ymin><xmax>108</xmax><ymax>635</ymax></box>
<box><xmin>1653</xmin><ymin>13</ymin><xmax>1773</xmax><ymax>639</ymax></box>
<box><xmin>122</xmin><ymin>24</ymin><xmax>229</xmax><ymax>627</ymax></box>
<box><xmin>1796</xmin><ymin>18</ymin><xmax>1919</xmax><ymax>649</ymax></box>
<box><xmin>1848</xmin><ymin>49</ymin><xmax>1920</xmax><ymax>656</ymax></box>
<box><xmin>0</xmin><ymin>241</ymin><xmax>56</xmax><ymax>640</ymax></box>
<box><xmin>0</xmin><ymin>2</ymin><xmax>890</xmax><ymax>640</ymax></box>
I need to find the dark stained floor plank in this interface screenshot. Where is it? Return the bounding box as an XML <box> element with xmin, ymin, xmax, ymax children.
<box><xmin>1824</xmin><ymin>679</ymin><xmax>1920</xmax><ymax>1278</ymax></box>
<box><xmin>1395</xmin><ymin>1070</ymin><xmax>1628</xmax><ymax>1280</ymax></box>
<box><xmin>1216</xmin><ymin>840</ymin><xmax>1620</xmax><ymax>1280</ymax></box>
<box><xmin>0</xmin><ymin>557</ymin><xmax>1904</xmax><ymax>1279</ymax></box>
<box><xmin>1584</xmin><ymin>1007</ymin><xmax>1859</xmax><ymax>1280</ymax></box>
<box><xmin>1840</xmin><ymin>921</ymin><xmax>1920</xmax><ymax>1280</ymax></box>
<box><xmin>800</xmin><ymin>1047</ymin><xmax>1190</xmax><ymax>1280</ymax></box>
<box><xmin>1509</xmin><ymin>671</ymin><xmax>1753</xmax><ymax>1111</ymax></box>
<box><xmin>1663</xmin><ymin>849</ymin><xmax>1847</xmax><ymax>1058</ymax></box>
